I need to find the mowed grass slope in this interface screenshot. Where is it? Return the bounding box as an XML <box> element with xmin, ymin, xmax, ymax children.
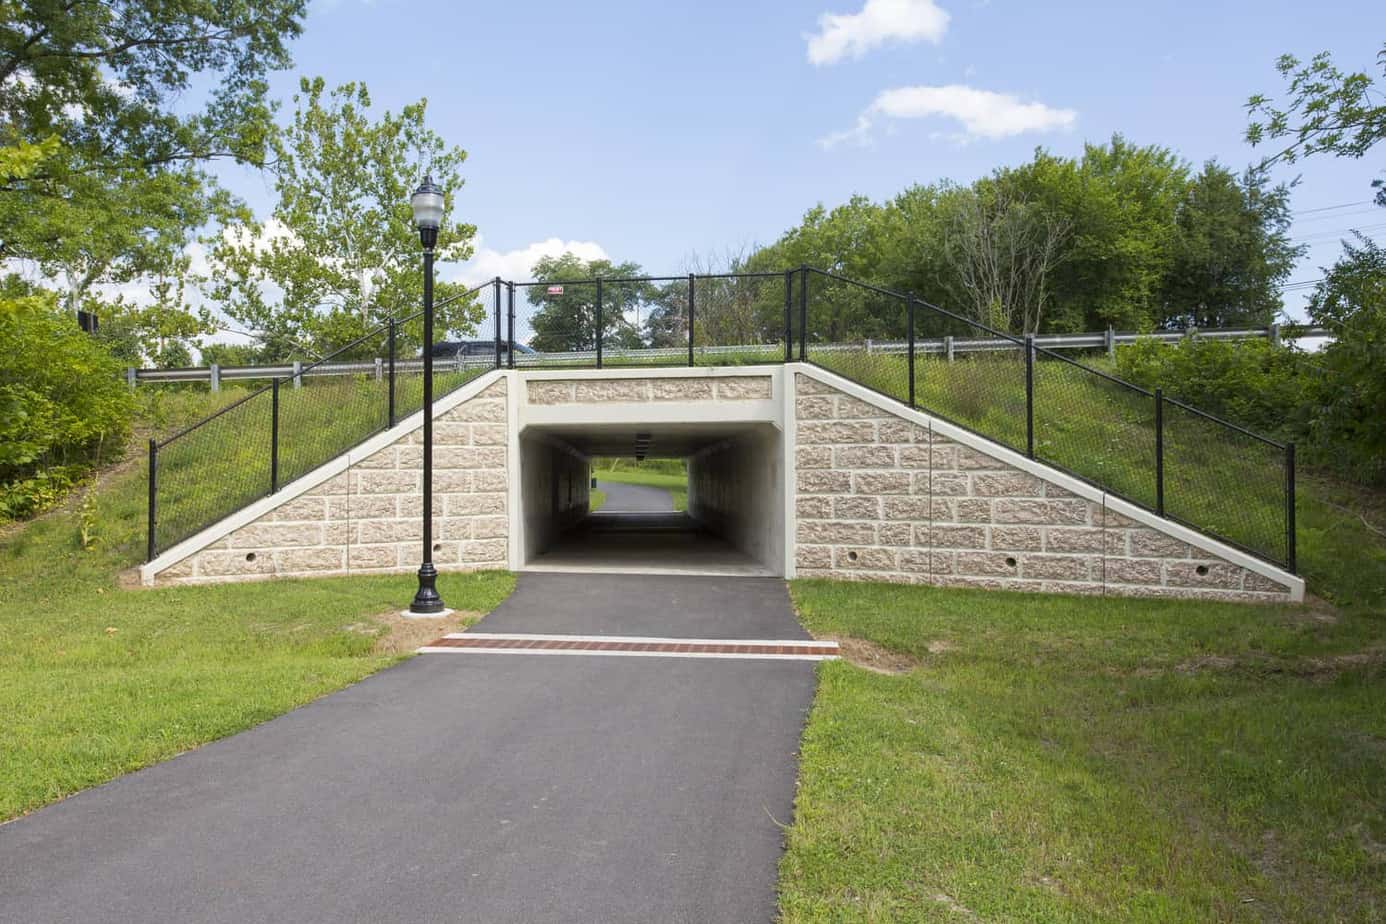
<box><xmin>780</xmin><ymin>496</ymin><xmax>1386</xmax><ymax>921</ymax></box>
<box><xmin>0</xmin><ymin>388</ymin><xmax>513</xmax><ymax>821</ymax></box>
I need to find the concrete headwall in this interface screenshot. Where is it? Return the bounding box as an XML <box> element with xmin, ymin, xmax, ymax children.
<box><xmin>687</xmin><ymin>426</ymin><xmax>784</xmax><ymax>574</ymax></box>
<box><xmin>791</xmin><ymin>371</ymin><xmax>1300</xmax><ymax>602</ymax></box>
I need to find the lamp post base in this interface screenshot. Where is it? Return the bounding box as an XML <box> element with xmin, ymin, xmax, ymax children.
<box><xmin>408</xmin><ymin>562</ymin><xmax>446</xmax><ymax>617</ymax></box>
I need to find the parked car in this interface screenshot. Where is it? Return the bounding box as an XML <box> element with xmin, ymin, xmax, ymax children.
<box><xmin>429</xmin><ymin>340</ymin><xmax>536</xmax><ymax>360</ymax></box>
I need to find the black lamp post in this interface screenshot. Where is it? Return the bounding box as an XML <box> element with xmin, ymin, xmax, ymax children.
<box><xmin>408</xmin><ymin>175</ymin><xmax>446</xmax><ymax>616</ymax></box>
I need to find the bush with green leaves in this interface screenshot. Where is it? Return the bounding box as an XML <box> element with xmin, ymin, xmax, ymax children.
<box><xmin>0</xmin><ymin>295</ymin><xmax>134</xmax><ymax>518</ymax></box>
<box><xmin>1115</xmin><ymin>334</ymin><xmax>1312</xmax><ymax>437</ymax></box>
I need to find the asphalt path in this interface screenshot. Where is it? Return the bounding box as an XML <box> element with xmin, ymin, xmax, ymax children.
<box><xmin>0</xmin><ymin>574</ymin><xmax>816</xmax><ymax>923</ymax></box>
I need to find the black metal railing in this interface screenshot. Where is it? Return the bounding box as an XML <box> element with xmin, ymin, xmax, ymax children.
<box><xmin>146</xmin><ymin>267</ymin><xmax>1296</xmax><ymax>573</ymax></box>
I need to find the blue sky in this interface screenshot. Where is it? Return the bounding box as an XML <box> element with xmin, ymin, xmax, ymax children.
<box><xmin>223</xmin><ymin>0</ymin><xmax>1382</xmax><ymax>321</ymax></box>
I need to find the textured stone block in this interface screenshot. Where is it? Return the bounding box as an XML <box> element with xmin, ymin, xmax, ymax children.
<box><xmin>878</xmin><ymin>522</ymin><xmax>912</xmax><ymax>546</ymax></box>
<box><xmin>796</xmin><ymin>446</ymin><xmax>832</xmax><ymax>469</ymax></box>
<box><xmin>797</xmin><ymin>470</ymin><xmax>852</xmax><ymax>494</ymax></box>
<box><xmin>796</xmin><ymin>397</ymin><xmax>836</xmax><ymax>419</ymax></box>
<box><xmin>434</xmin><ymin>446</ymin><xmax>506</xmax><ymax>470</ymax></box>
<box><xmin>473</xmin><ymin>470</ymin><xmax>508</xmax><ymax>493</ymax></box>
<box><xmin>432</xmin><ymin>423</ymin><xmax>471</xmax><ymax>445</ymax></box>
<box><xmin>349</xmin><ymin>544</ymin><xmax>397</xmax><ymax>569</ymax></box>
<box><xmin>158</xmin><ymin>558</ymin><xmax>195</xmax><ymax>580</ymax></box>
<box><xmin>972</xmin><ymin>471</ymin><xmax>1044</xmax><ymax>497</ymax></box>
<box><xmin>796</xmin><ymin>496</ymin><xmax>833</xmax><ymax>519</ymax></box>
<box><xmin>653</xmin><ymin>379</ymin><xmax>715</xmax><ymax>401</ymax></box>
<box><xmin>1166</xmin><ymin>561</ymin><xmax>1243</xmax><ymax>589</ymax></box>
<box><xmin>1020</xmin><ymin>554</ymin><xmax>1097</xmax><ymax>581</ymax></box>
<box><xmin>267</xmin><ymin>495</ymin><xmax>327</xmax><ymax>522</ymax></box>
<box><xmin>447</xmin><ymin>398</ymin><xmax>506</xmax><ymax>422</ymax></box>
<box><xmin>991</xmin><ymin>526</ymin><xmax>1044</xmax><ymax>551</ymax></box>
<box><xmin>795</xmin><ymin>374</ymin><xmax>837</xmax><ymax>395</ymax></box>
<box><xmin>528</xmin><ymin>381</ymin><xmax>573</xmax><ymax>404</ymax></box>
<box><xmin>882</xmin><ymin>496</ymin><xmax>931</xmax><ymax>521</ymax></box>
<box><xmin>796</xmin><ymin>545</ymin><xmax>832</xmax><ymax>569</ymax></box>
<box><xmin>877</xmin><ymin>420</ymin><xmax>925</xmax><ymax>443</ymax></box>
<box><xmin>1106</xmin><ymin>558</ymin><xmax>1163</xmax><ymax>585</ymax></box>
<box><xmin>357</xmin><ymin>518</ymin><xmax>421</xmax><ymax>544</ymax></box>
<box><xmin>435</xmin><ymin>517</ymin><xmax>474</xmax><ymax>541</ymax></box>
<box><xmin>195</xmin><ymin>550</ymin><xmax>277</xmax><ymax>577</ymax></box>
<box><xmin>833</xmin><ymin>496</ymin><xmax>880</xmax><ymax>519</ymax></box>
<box><xmin>447</xmin><ymin>493</ymin><xmax>506</xmax><ymax>516</ymax></box>
<box><xmin>433</xmin><ymin>470</ymin><xmax>474</xmax><ymax>493</ymax></box>
<box><xmin>924</xmin><ymin>524</ymin><xmax>988</xmax><ymax>550</ymax></box>
<box><xmin>957</xmin><ymin>446</ymin><xmax>1003</xmax><ymax>470</ymax></box>
<box><xmin>798</xmin><ymin>421</ymin><xmax>876</xmax><ymax>445</ymax></box>
<box><xmin>355</xmin><ymin>448</ymin><xmax>396</xmax><ymax>469</ymax></box>
<box><xmin>471</xmin><ymin>515</ymin><xmax>509</xmax><ymax>539</ymax></box>
<box><xmin>1129</xmin><ymin>528</ymin><xmax>1193</xmax><ymax>559</ymax></box>
<box><xmin>278</xmin><ymin>547</ymin><xmax>346</xmax><ymax>573</ymax></box>
<box><xmin>470</xmin><ymin>424</ymin><xmax>508</xmax><ymax>446</ymax></box>
<box><xmin>1243</xmin><ymin>571</ymin><xmax>1290</xmax><ymax>594</ymax></box>
<box><xmin>992</xmin><ymin>498</ymin><xmax>1090</xmax><ymax>525</ymax></box>
<box><xmin>855</xmin><ymin>471</ymin><xmax>911</xmax><ymax>494</ymax></box>
<box><xmin>1045</xmin><ymin>527</ymin><xmax>1105</xmax><ymax>553</ymax></box>
<box><xmin>462</xmin><ymin>539</ymin><xmax>507</xmax><ymax>562</ymax></box>
<box><xmin>797</xmin><ymin>520</ymin><xmax>877</xmax><ymax>545</ymax></box>
<box><xmin>354</xmin><ymin>469</ymin><xmax>418</xmax><ymax>495</ymax></box>
<box><xmin>929</xmin><ymin>472</ymin><xmax>970</xmax><ymax>496</ymax></box>
<box><xmin>955</xmin><ymin>499</ymin><xmax>994</xmax><ymax>523</ymax></box>
<box><xmin>835</xmin><ymin>445</ymin><xmax>896</xmax><ymax>468</ymax></box>
<box><xmin>833</xmin><ymin>395</ymin><xmax>878</xmax><ymax>419</ymax></box>
<box><xmin>956</xmin><ymin>551</ymin><xmax>1021</xmax><ymax>577</ymax></box>
<box><xmin>716</xmin><ymin>376</ymin><xmax>772</xmax><ymax>400</ymax></box>
<box><xmin>834</xmin><ymin>546</ymin><xmax>897</xmax><ymax>570</ymax></box>
<box><xmin>227</xmin><ymin>522</ymin><xmax>323</xmax><ymax>549</ymax></box>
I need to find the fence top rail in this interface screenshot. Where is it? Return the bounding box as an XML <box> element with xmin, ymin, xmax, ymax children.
<box><xmin>1030</xmin><ymin>342</ymin><xmax>1155</xmax><ymax>397</ymax></box>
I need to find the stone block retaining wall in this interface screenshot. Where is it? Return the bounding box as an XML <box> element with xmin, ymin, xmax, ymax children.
<box><xmin>152</xmin><ymin>378</ymin><xmax>509</xmax><ymax>585</ymax></box>
<box><xmin>793</xmin><ymin>373</ymin><xmax>1296</xmax><ymax>602</ymax></box>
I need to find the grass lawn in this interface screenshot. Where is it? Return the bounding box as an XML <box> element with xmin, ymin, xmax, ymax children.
<box><xmin>593</xmin><ymin>465</ymin><xmax>689</xmax><ymax>511</ymax></box>
<box><xmin>779</xmin><ymin>489</ymin><xmax>1386</xmax><ymax>921</ymax></box>
<box><xmin>589</xmin><ymin>487</ymin><xmax>607</xmax><ymax>512</ymax></box>
<box><xmin>0</xmin><ymin>391</ymin><xmax>514</xmax><ymax>822</ymax></box>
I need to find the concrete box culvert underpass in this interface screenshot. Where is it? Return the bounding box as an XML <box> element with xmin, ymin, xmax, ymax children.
<box><xmin>141</xmin><ymin>365</ymin><xmax>1303</xmax><ymax>603</ymax></box>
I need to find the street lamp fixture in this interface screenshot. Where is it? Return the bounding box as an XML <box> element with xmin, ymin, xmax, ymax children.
<box><xmin>407</xmin><ymin>174</ymin><xmax>446</xmax><ymax>616</ymax></box>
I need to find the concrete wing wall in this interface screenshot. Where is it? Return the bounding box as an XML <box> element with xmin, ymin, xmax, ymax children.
<box><xmin>145</xmin><ymin>376</ymin><xmax>510</xmax><ymax>586</ymax></box>
<box><xmin>790</xmin><ymin>369</ymin><xmax>1303</xmax><ymax>602</ymax></box>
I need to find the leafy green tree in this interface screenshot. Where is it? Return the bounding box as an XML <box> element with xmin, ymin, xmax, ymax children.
<box><xmin>1247</xmin><ymin>44</ymin><xmax>1386</xmax><ymax>205</ymax></box>
<box><xmin>0</xmin><ymin>293</ymin><xmax>135</xmax><ymax>518</ymax></box>
<box><xmin>1161</xmin><ymin>164</ymin><xmax>1302</xmax><ymax>328</ymax></box>
<box><xmin>205</xmin><ymin>78</ymin><xmax>480</xmax><ymax>358</ymax></box>
<box><xmin>1305</xmin><ymin>233</ymin><xmax>1386</xmax><ymax>482</ymax></box>
<box><xmin>526</xmin><ymin>253</ymin><xmax>646</xmax><ymax>353</ymax></box>
<box><xmin>1</xmin><ymin>0</ymin><xmax>305</xmax><ymax>309</ymax></box>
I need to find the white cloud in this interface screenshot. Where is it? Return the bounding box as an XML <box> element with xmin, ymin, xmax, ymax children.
<box><xmin>806</xmin><ymin>0</ymin><xmax>950</xmax><ymax>66</ymax></box>
<box><xmin>450</xmin><ymin>236</ymin><xmax>609</xmax><ymax>288</ymax></box>
<box><xmin>819</xmin><ymin>84</ymin><xmax>1077</xmax><ymax>148</ymax></box>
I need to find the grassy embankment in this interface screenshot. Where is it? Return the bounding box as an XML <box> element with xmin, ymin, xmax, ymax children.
<box><xmin>0</xmin><ymin>385</ymin><xmax>513</xmax><ymax>822</ymax></box>
<box><xmin>778</xmin><ymin>352</ymin><xmax>1386</xmax><ymax>922</ymax></box>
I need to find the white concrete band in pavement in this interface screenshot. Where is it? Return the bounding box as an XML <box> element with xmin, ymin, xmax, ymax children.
<box><xmin>418</xmin><ymin>632</ymin><xmax>840</xmax><ymax>661</ymax></box>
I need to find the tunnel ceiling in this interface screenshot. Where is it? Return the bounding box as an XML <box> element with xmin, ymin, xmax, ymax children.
<box><xmin>528</xmin><ymin>422</ymin><xmax>770</xmax><ymax>458</ymax></box>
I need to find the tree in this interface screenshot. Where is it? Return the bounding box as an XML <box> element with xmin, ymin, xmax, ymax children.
<box><xmin>205</xmin><ymin>78</ymin><xmax>480</xmax><ymax>358</ymax></box>
<box><xmin>1247</xmin><ymin>44</ymin><xmax>1386</xmax><ymax>205</ymax></box>
<box><xmin>1160</xmin><ymin>164</ymin><xmax>1302</xmax><ymax>328</ymax></box>
<box><xmin>526</xmin><ymin>253</ymin><xmax>646</xmax><ymax>353</ymax></box>
<box><xmin>1</xmin><ymin>0</ymin><xmax>306</xmax><ymax>303</ymax></box>
<box><xmin>1305</xmin><ymin>233</ymin><xmax>1386</xmax><ymax>482</ymax></box>
<box><xmin>941</xmin><ymin>183</ymin><xmax>1071</xmax><ymax>334</ymax></box>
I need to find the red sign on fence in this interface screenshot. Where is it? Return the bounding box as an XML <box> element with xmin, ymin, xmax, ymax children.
<box><xmin>546</xmin><ymin>285</ymin><xmax>564</xmax><ymax>295</ymax></box>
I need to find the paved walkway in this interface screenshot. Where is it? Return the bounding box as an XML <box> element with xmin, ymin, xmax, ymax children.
<box><xmin>594</xmin><ymin>478</ymin><xmax>676</xmax><ymax>513</ymax></box>
<box><xmin>0</xmin><ymin>574</ymin><xmax>815</xmax><ymax>923</ymax></box>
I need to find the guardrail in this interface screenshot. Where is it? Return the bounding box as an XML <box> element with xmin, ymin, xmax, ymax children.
<box><xmin>126</xmin><ymin>324</ymin><xmax>1330</xmax><ymax>390</ymax></box>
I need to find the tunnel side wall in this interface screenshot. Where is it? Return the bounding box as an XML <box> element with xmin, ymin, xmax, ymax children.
<box><xmin>520</xmin><ymin>433</ymin><xmax>590</xmax><ymax>561</ymax></box>
<box><xmin>687</xmin><ymin>427</ymin><xmax>785</xmax><ymax>575</ymax></box>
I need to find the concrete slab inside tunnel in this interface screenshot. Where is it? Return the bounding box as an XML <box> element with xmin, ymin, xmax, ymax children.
<box><xmin>518</xmin><ymin>422</ymin><xmax>784</xmax><ymax>577</ymax></box>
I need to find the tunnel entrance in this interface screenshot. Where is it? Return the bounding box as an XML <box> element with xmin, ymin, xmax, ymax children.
<box><xmin>517</xmin><ymin>422</ymin><xmax>784</xmax><ymax>577</ymax></box>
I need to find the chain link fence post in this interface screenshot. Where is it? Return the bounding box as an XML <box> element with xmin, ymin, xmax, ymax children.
<box><xmin>146</xmin><ymin>439</ymin><xmax>157</xmax><ymax>561</ymax></box>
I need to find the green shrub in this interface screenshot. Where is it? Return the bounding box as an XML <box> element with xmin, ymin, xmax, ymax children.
<box><xmin>1115</xmin><ymin>335</ymin><xmax>1312</xmax><ymax>437</ymax></box>
<box><xmin>0</xmin><ymin>294</ymin><xmax>134</xmax><ymax>519</ymax></box>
